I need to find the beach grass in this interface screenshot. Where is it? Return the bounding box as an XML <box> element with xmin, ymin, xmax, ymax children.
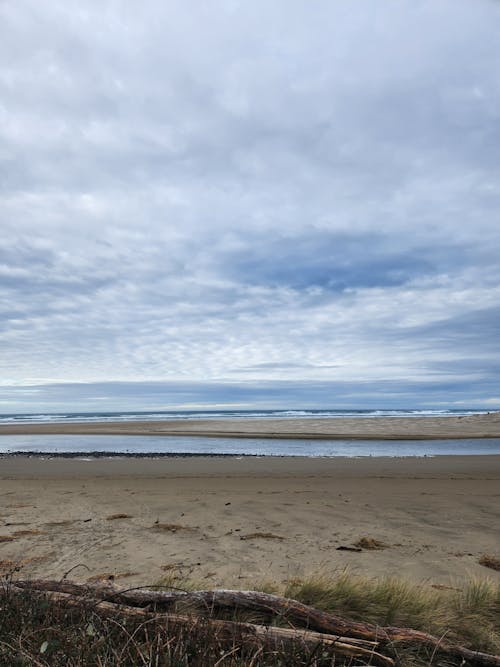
<box><xmin>140</xmin><ymin>570</ymin><xmax>500</xmax><ymax>660</ymax></box>
<box><xmin>281</xmin><ymin>571</ymin><xmax>500</xmax><ymax>654</ymax></box>
<box><xmin>0</xmin><ymin>568</ymin><xmax>498</xmax><ymax>665</ymax></box>
<box><xmin>2</xmin><ymin>571</ymin><xmax>497</xmax><ymax>666</ymax></box>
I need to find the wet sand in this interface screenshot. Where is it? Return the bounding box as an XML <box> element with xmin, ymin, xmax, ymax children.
<box><xmin>1</xmin><ymin>454</ymin><xmax>499</xmax><ymax>588</ymax></box>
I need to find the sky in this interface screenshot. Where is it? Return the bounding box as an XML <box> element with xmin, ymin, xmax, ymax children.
<box><xmin>1</xmin><ymin>0</ymin><xmax>500</xmax><ymax>413</ymax></box>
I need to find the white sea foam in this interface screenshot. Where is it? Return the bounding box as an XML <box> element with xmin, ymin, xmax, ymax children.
<box><xmin>0</xmin><ymin>408</ymin><xmax>488</xmax><ymax>425</ymax></box>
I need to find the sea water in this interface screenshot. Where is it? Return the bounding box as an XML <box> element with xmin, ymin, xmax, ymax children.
<box><xmin>0</xmin><ymin>408</ymin><xmax>489</xmax><ymax>425</ymax></box>
<box><xmin>1</xmin><ymin>434</ymin><xmax>500</xmax><ymax>457</ymax></box>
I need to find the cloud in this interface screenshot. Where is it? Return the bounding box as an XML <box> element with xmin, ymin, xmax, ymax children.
<box><xmin>0</xmin><ymin>377</ymin><xmax>496</xmax><ymax>414</ymax></box>
<box><xmin>0</xmin><ymin>0</ymin><xmax>499</xmax><ymax>410</ymax></box>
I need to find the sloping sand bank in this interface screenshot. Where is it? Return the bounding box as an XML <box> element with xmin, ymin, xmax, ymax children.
<box><xmin>1</xmin><ymin>455</ymin><xmax>499</xmax><ymax>588</ymax></box>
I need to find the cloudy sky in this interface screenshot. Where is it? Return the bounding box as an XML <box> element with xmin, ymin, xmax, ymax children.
<box><xmin>1</xmin><ymin>0</ymin><xmax>500</xmax><ymax>413</ymax></box>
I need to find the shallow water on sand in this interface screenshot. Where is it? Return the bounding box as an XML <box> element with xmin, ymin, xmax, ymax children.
<box><xmin>1</xmin><ymin>434</ymin><xmax>500</xmax><ymax>457</ymax></box>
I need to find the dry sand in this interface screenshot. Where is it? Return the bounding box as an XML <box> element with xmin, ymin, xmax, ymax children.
<box><xmin>2</xmin><ymin>411</ymin><xmax>500</xmax><ymax>438</ymax></box>
<box><xmin>1</xmin><ymin>454</ymin><xmax>499</xmax><ymax>588</ymax></box>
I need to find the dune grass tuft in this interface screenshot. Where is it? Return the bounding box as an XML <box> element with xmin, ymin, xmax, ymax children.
<box><xmin>281</xmin><ymin>571</ymin><xmax>500</xmax><ymax>654</ymax></box>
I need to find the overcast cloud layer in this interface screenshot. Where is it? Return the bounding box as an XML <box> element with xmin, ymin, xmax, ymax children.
<box><xmin>1</xmin><ymin>0</ymin><xmax>500</xmax><ymax>412</ymax></box>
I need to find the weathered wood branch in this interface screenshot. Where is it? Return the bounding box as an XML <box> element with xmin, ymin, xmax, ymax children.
<box><xmin>11</xmin><ymin>580</ymin><xmax>500</xmax><ymax>667</ymax></box>
<box><xmin>5</xmin><ymin>584</ymin><xmax>392</xmax><ymax>666</ymax></box>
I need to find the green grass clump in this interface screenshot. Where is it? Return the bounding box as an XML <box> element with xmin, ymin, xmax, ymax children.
<box><xmin>284</xmin><ymin>571</ymin><xmax>445</xmax><ymax>629</ymax></box>
<box><xmin>449</xmin><ymin>578</ymin><xmax>500</xmax><ymax>651</ymax></box>
<box><xmin>281</xmin><ymin>572</ymin><xmax>500</xmax><ymax>654</ymax></box>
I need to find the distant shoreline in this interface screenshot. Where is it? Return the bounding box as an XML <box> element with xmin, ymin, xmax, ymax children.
<box><xmin>1</xmin><ymin>412</ymin><xmax>499</xmax><ymax>439</ymax></box>
<box><xmin>1</xmin><ymin>451</ymin><xmax>499</xmax><ymax>460</ymax></box>
<box><xmin>0</xmin><ymin>451</ymin><xmax>252</xmax><ymax>459</ymax></box>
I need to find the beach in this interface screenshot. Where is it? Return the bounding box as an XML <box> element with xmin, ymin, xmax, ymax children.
<box><xmin>1</xmin><ymin>453</ymin><xmax>499</xmax><ymax>588</ymax></box>
<box><xmin>1</xmin><ymin>412</ymin><xmax>500</xmax><ymax>439</ymax></box>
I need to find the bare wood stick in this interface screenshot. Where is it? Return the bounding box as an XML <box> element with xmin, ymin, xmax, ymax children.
<box><xmin>5</xmin><ymin>585</ymin><xmax>393</xmax><ymax>666</ymax></box>
<box><xmin>12</xmin><ymin>580</ymin><xmax>500</xmax><ymax>667</ymax></box>
<box><xmin>13</xmin><ymin>579</ymin><xmax>387</xmax><ymax>639</ymax></box>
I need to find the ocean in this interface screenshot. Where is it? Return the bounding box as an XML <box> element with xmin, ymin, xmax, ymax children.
<box><xmin>0</xmin><ymin>407</ymin><xmax>488</xmax><ymax>425</ymax></box>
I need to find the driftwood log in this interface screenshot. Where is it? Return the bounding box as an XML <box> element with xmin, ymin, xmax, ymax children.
<box><xmin>10</xmin><ymin>579</ymin><xmax>500</xmax><ymax>667</ymax></box>
<box><xmin>6</xmin><ymin>583</ymin><xmax>392</xmax><ymax>666</ymax></box>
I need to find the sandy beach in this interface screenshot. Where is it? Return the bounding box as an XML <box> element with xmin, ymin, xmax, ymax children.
<box><xmin>1</xmin><ymin>453</ymin><xmax>499</xmax><ymax>588</ymax></box>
